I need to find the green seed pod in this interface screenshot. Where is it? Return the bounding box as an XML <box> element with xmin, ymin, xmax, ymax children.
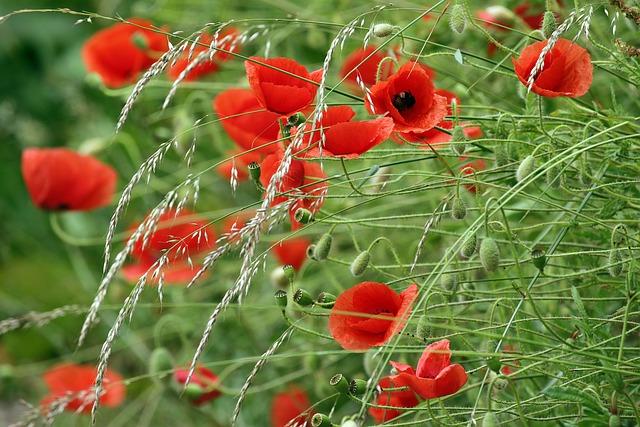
<box><xmin>608</xmin><ymin>249</ymin><xmax>623</xmax><ymax>277</ymax></box>
<box><xmin>350</xmin><ymin>251</ymin><xmax>371</xmax><ymax>277</ymax></box>
<box><xmin>372</xmin><ymin>23</ymin><xmax>396</xmax><ymax>38</ymax></box>
<box><xmin>483</xmin><ymin>411</ymin><xmax>500</xmax><ymax>427</ymax></box>
<box><xmin>494</xmin><ymin>145</ymin><xmax>509</xmax><ymax>167</ymax></box>
<box><xmin>316</xmin><ymin>292</ymin><xmax>337</xmax><ymax>308</ymax></box>
<box><xmin>451</xmin><ymin>197</ymin><xmax>467</xmax><ymax>220</ymax></box>
<box><xmin>183</xmin><ymin>383</ymin><xmax>205</xmax><ymax>400</ymax></box>
<box><xmin>460</xmin><ymin>233</ymin><xmax>477</xmax><ymax>258</ymax></box>
<box><xmin>248</xmin><ymin>162</ymin><xmax>261</xmax><ymax>182</ymax></box>
<box><xmin>480</xmin><ymin>238</ymin><xmax>500</xmax><ymax>272</ymax></box>
<box><xmin>283</xmin><ymin>265</ymin><xmax>295</xmax><ymax>281</ymax></box>
<box><xmin>542</xmin><ymin>11</ymin><xmax>557</xmax><ymax>39</ymax></box>
<box><xmin>450</xmin><ymin>4</ymin><xmax>467</xmax><ymax>34</ymax></box>
<box><xmin>287</xmin><ymin>112</ymin><xmax>306</xmax><ymax>127</ymax></box>
<box><xmin>314</xmin><ymin>233</ymin><xmax>333</xmax><ymax>261</ymax></box>
<box><xmin>349</xmin><ymin>379</ymin><xmax>368</xmax><ymax>396</ymax></box>
<box><xmin>330</xmin><ymin>374</ymin><xmax>350</xmax><ymax>394</ymax></box>
<box><xmin>311</xmin><ymin>413</ymin><xmax>333</xmax><ymax>427</ymax></box>
<box><xmin>609</xmin><ymin>414</ymin><xmax>621</xmax><ymax>427</ymax></box>
<box><xmin>274</xmin><ymin>290</ymin><xmax>288</xmax><ymax>310</ymax></box>
<box><xmin>531</xmin><ymin>249</ymin><xmax>546</xmax><ymax>272</ymax></box>
<box><xmin>149</xmin><ymin>347</ymin><xmax>174</xmax><ymax>379</ymax></box>
<box><xmin>294</xmin><ymin>208</ymin><xmax>314</xmax><ymax>224</ymax></box>
<box><xmin>516</xmin><ymin>155</ymin><xmax>536</xmax><ymax>183</ymax></box>
<box><xmin>415</xmin><ymin>314</ymin><xmax>430</xmax><ymax>340</ymax></box>
<box><xmin>546</xmin><ymin>164</ymin><xmax>561</xmax><ymax>188</ymax></box>
<box><xmin>450</xmin><ymin>125</ymin><xmax>467</xmax><ymax>155</ymax></box>
<box><xmin>294</xmin><ymin>288</ymin><xmax>314</xmax><ymax>306</ymax></box>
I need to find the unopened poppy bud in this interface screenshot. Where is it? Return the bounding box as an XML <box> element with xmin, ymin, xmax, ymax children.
<box><xmin>131</xmin><ymin>32</ymin><xmax>149</xmax><ymax>50</ymax></box>
<box><xmin>450</xmin><ymin>4</ymin><xmax>467</xmax><ymax>34</ymax></box>
<box><xmin>275</xmin><ymin>290</ymin><xmax>288</xmax><ymax>310</ymax></box>
<box><xmin>311</xmin><ymin>413</ymin><xmax>333</xmax><ymax>427</ymax></box>
<box><xmin>330</xmin><ymin>374</ymin><xmax>350</xmax><ymax>394</ymax></box>
<box><xmin>460</xmin><ymin>233</ymin><xmax>477</xmax><ymax>258</ymax></box>
<box><xmin>372</xmin><ymin>23</ymin><xmax>396</xmax><ymax>38</ymax></box>
<box><xmin>294</xmin><ymin>288</ymin><xmax>314</xmax><ymax>306</ymax></box>
<box><xmin>494</xmin><ymin>145</ymin><xmax>509</xmax><ymax>167</ymax></box>
<box><xmin>348</xmin><ymin>379</ymin><xmax>367</xmax><ymax>396</ymax></box>
<box><xmin>480</xmin><ymin>238</ymin><xmax>500</xmax><ymax>272</ymax></box>
<box><xmin>493</xmin><ymin>376</ymin><xmax>508</xmax><ymax>390</ymax></box>
<box><xmin>483</xmin><ymin>411</ymin><xmax>500</xmax><ymax>427</ymax></box>
<box><xmin>314</xmin><ymin>233</ymin><xmax>333</xmax><ymax>261</ymax></box>
<box><xmin>450</xmin><ymin>125</ymin><xmax>467</xmax><ymax>155</ymax></box>
<box><xmin>248</xmin><ymin>162</ymin><xmax>261</xmax><ymax>182</ymax></box>
<box><xmin>149</xmin><ymin>347</ymin><xmax>174</xmax><ymax>379</ymax></box>
<box><xmin>287</xmin><ymin>112</ymin><xmax>306</xmax><ymax>127</ymax></box>
<box><xmin>183</xmin><ymin>382</ymin><xmax>205</xmax><ymax>400</ymax></box>
<box><xmin>516</xmin><ymin>155</ymin><xmax>536</xmax><ymax>183</ymax></box>
<box><xmin>608</xmin><ymin>249</ymin><xmax>623</xmax><ymax>277</ymax></box>
<box><xmin>294</xmin><ymin>208</ymin><xmax>314</xmax><ymax>224</ymax></box>
<box><xmin>531</xmin><ymin>249</ymin><xmax>546</xmax><ymax>272</ymax></box>
<box><xmin>542</xmin><ymin>11</ymin><xmax>557</xmax><ymax>39</ymax></box>
<box><xmin>441</xmin><ymin>272</ymin><xmax>457</xmax><ymax>291</ymax></box>
<box><xmin>270</xmin><ymin>267</ymin><xmax>289</xmax><ymax>290</ymax></box>
<box><xmin>283</xmin><ymin>264</ymin><xmax>295</xmax><ymax>281</ymax></box>
<box><xmin>350</xmin><ymin>251</ymin><xmax>371</xmax><ymax>276</ymax></box>
<box><xmin>415</xmin><ymin>314</ymin><xmax>430</xmax><ymax>340</ymax></box>
<box><xmin>546</xmin><ymin>164</ymin><xmax>561</xmax><ymax>188</ymax></box>
<box><xmin>609</xmin><ymin>414</ymin><xmax>621</xmax><ymax>427</ymax></box>
<box><xmin>316</xmin><ymin>291</ymin><xmax>337</xmax><ymax>308</ymax></box>
<box><xmin>306</xmin><ymin>244</ymin><xmax>318</xmax><ymax>261</ymax></box>
<box><xmin>451</xmin><ymin>197</ymin><xmax>467</xmax><ymax>220</ymax></box>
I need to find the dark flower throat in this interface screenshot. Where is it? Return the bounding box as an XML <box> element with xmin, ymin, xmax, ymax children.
<box><xmin>392</xmin><ymin>91</ymin><xmax>416</xmax><ymax>112</ymax></box>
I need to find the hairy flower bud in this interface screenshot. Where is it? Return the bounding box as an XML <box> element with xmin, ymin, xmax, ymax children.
<box><xmin>516</xmin><ymin>155</ymin><xmax>536</xmax><ymax>183</ymax></box>
<box><xmin>451</xmin><ymin>197</ymin><xmax>467</xmax><ymax>220</ymax></box>
<box><xmin>149</xmin><ymin>347</ymin><xmax>174</xmax><ymax>380</ymax></box>
<box><xmin>494</xmin><ymin>145</ymin><xmax>509</xmax><ymax>167</ymax></box>
<box><xmin>350</xmin><ymin>251</ymin><xmax>371</xmax><ymax>277</ymax></box>
<box><xmin>314</xmin><ymin>233</ymin><xmax>333</xmax><ymax>261</ymax></box>
<box><xmin>460</xmin><ymin>233</ymin><xmax>477</xmax><ymax>258</ymax></box>
<box><xmin>483</xmin><ymin>411</ymin><xmax>500</xmax><ymax>427</ymax></box>
<box><xmin>450</xmin><ymin>4</ymin><xmax>467</xmax><ymax>34</ymax></box>
<box><xmin>608</xmin><ymin>249</ymin><xmax>623</xmax><ymax>277</ymax></box>
<box><xmin>450</xmin><ymin>125</ymin><xmax>467</xmax><ymax>155</ymax></box>
<box><xmin>480</xmin><ymin>238</ymin><xmax>500</xmax><ymax>272</ymax></box>
<box><xmin>372</xmin><ymin>23</ymin><xmax>396</xmax><ymax>38</ymax></box>
<box><xmin>415</xmin><ymin>314</ymin><xmax>430</xmax><ymax>340</ymax></box>
<box><xmin>542</xmin><ymin>11</ymin><xmax>557</xmax><ymax>39</ymax></box>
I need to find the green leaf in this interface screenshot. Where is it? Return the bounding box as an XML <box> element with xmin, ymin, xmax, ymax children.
<box><xmin>454</xmin><ymin>49</ymin><xmax>463</xmax><ymax>65</ymax></box>
<box><xmin>543</xmin><ymin>386</ymin><xmax>607</xmax><ymax>415</ymax></box>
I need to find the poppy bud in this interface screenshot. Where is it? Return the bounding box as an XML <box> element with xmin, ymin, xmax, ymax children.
<box><xmin>294</xmin><ymin>208</ymin><xmax>314</xmax><ymax>224</ymax></box>
<box><xmin>450</xmin><ymin>125</ymin><xmax>467</xmax><ymax>155</ymax></box>
<box><xmin>494</xmin><ymin>145</ymin><xmax>509</xmax><ymax>167</ymax></box>
<box><xmin>149</xmin><ymin>347</ymin><xmax>174</xmax><ymax>380</ymax></box>
<box><xmin>283</xmin><ymin>264</ymin><xmax>295</xmax><ymax>281</ymax></box>
<box><xmin>531</xmin><ymin>249</ymin><xmax>546</xmax><ymax>272</ymax></box>
<box><xmin>516</xmin><ymin>155</ymin><xmax>536</xmax><ymax>183</ymax></box>
<box><xmin>314</xmin><ymin>233</ymin><xmax>333</xmax><ymax>261</ymax></box>
<box><xmin>546</xmin><ymin>164</ymin><xmax>561</xmax><ymax>188</ymax></box>
<box><xmin>483</xmin><ymin>411</ymin><xmax>500</xmax><ymax>427</ymax></box>
<box><xmin>608</xmin><ymin>249</ymin><xmax>623</xmax><ymax>277</ymax></box>
<box><xmin>449</xmin><ymin>4</ymin><xmax>467</xmax><ymax>34</ymax></box>
<box><xmin>131</xmin><ymin>32</ymin><xmax>149</xmax><ymax>50</ymax></box>
<box><xmin>451</xmin><ymin>197</ymin><xmax>467</xmax><ymax>220</ymax></box>
<box><xmin>542</xmin><ymin>11</ymin><xmax>557</xmax><ymax>39</ymax></box>
<box><xmin>330</xmin><ymin>374</ymin><xmax>350</xmax><ymax>394</ymax></box>
<box><xmin>287</xmin><ymin>112</ymin><xmax>306</xmax><ymax>127</ymax></box>
<box><xmin>492</xmin><ymin>376</ymin><xmax>508</xmax><ymax>390</ymax></box>
<box><xmin>183</xmin><ymin>382</ymin><xmax>206</xmax><ymax>400</ymax></box>
<box><xmin>311</xmin><ymin>413</ymin><xmax>333</xmax><ymax>427</ymax></box>
<box><xmin>248</xmin><ymin>162</ymin><xmax>261</xmax><ymax>182</ymax></box>
<box><xmin>441</xmin><ymin>272</ymin><xmax>457</xmax><ymax>291</ymax></box>
<box><xmin>275</xmin><ymin>290</ymin><xmax>288</xmax><ymax>310</ymax></box>
<box><xmin>350</xmin><ymin>251</ymin><xmax>371</xmax><ymax>277</ymax></box>
<box><xmin>294</xmin><ymin>288</ymin><xmax>314</xmax><ymax>306</ymax></box>
<box><xmin>609</xmin><ymin>415</ymin><xmax>621</xmax><ymax>427</ymax></box>
<box><xmin>415</xmin><ymin>314</ymin><xmax>430</xmax><ymax>340</ymax></box>
<box><xmin>316</xmin><ymin>291</ymin><xmax>336</xmax><ymax>308</ymax></box>
<box><xmin>348</xmin><ymin>379</ymin><xmax>367</xmax><ymax>396</ymax></box>
<box><xmin>460</xmin><ymin>233</ymin><xmax>477</xmax><ymax>258</ymax></box>
<box><xmin>372</xmin><ymin>23</ymin><xmax>396</xmax><ymax>38</ymax></box>
<box><xmin>307</xmin><ymin>244</ymin><xmax>318</xmax><ymax>261</ymax></box>
<box><xmin>480</xmin><ymin>238</ymin><xmax>500</xmax><ymax>272</ymax></box>
<box><xmin>270</xmin><ymin>267</ymin><xmax>289</xmax><ymax>290</ymax></box>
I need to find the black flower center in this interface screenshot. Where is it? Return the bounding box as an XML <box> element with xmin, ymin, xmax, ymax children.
<box><xmin>392</xmin><ymin>91</ymin><xmax>416</xmax><ymax>112</ymax></box>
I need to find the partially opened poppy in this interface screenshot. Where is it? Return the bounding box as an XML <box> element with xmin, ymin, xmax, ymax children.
<box><xmin>365</xmin><ymin>61</ymin><xmax>447</xmax><ymax>133</ymax></box>
<box><xmin>245</xmin><ymin>57</ymin><xmax>323</xmax><ymax>116</ymax></box>
<box><xmin>369</xmin><ymin>376</ymin><xmax>420</xmax><ymax>424</ymax></box>
<box><xmin>389</xmin><ymin>339</ymin><xmax>468</xmax><ymax>400</ymax></box>
<box><xmin>272</xmin><ymin>236</ymin><xmax>311</xmax><ymax>271</ymax></box>
<box><xmin>213</xmin><ymin>88</ymin><xmax>280</xmax><ymax>155</ymax></box>
<box><xmin>22</xmin><ymin>147</ymin><xmax>117</xmax><ymax>211</ymax></box>
<box><xmin>122</xmin><ymin>208</ymin><xmax>216</xmax><ymax>284</ymax></box>
<box><xmin>173</xmin><ymin>365</ymin><xmax>221</xmax><ymax>406</ymax></box>
<box><xmin>82</xmin><ymin>18</ymin><xmax>168</xmax><ymax>88</ymax></box>
<box><xmin>41</xmin><ymin>363</ymin><xmax>125</xmax><ymax>414</ymax></box>
<box><xmin>271</xmin><ymin>386</ymin><xmax>314</xmax><ymax>427</ymax></box>
<box><xmin>329</xmin><ymin>282</ymin><xmax>419</xmax><ymax>351</ymax></box>
<box><xmin>339</xmin><ymin>45</ymin><xmax>400</xmax><ymax>88</ymax></box>
<box><xmin>512</xmin><ymin>38</ymin><xmax>593</xmax><ymax>98</ymax></box>
<box><xmin>294</xmin><ymin>106</ymin><xmax>394</xmax><ymax>158</ymax></box>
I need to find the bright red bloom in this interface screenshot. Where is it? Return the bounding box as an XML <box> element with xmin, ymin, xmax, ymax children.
<box><xmin>245</xmin><ymin>57</ymin><xmax>323</xmax><ymax>116</ymax></box>
<box><xmin>41</xmin><ymin>363</ymin><xmax>125</xmax><ymax>414</ymax></box>
<box><xmin>271</xmin><ymin>386</ymin><xmax>314</xmax><ymax>427</ymax></box>
<box><xmin>389</xmin><ymin>339</ymin><xmax>468</xmax><ymax>400</ymax></box>
<box><xmin>365</xmin><ymin>62</ymin><xmax>447</xmax><ymax>133</ymax></box>
<box><xmin>216</xmin><ymin>149</ymin><xmax>263</xmax><ymax>182</ymax></box>
<box><xmin>272</xmin><ymin>236</ymin><xmax>311</xmax><ymax>271</ymax></box>
<box><xmin>501</xmin><ymin>345</ymin><xmax>520</xmax><ymax>376</ymax></box>
<box><xmin>213</xmin><ymin>88</ymin><xmax>280</xmax><ymax>155</ymax></box>
<box><xmin>512</xmin><ymin>38</ymin><xmax>593</xmax><ymax>98</ymax></box>
<box><xmin>259</xmin><ymin>147</ymin><xmax>328</xmax><ymax>231</ymax></box>
<box><xmin>339</xmin><ymin>45</ymin><xmax>400</xmax><ymax>88</ymax></box>
<box><xmin>294</xmin><ymin>106</ymin><xmax>394</xmax><ymax>158</ymax></box>
<box><xmin>173</xmin><ymin>366</ymin><xmax>221</xmax><ymax>406</ymax></box>
<box><xmin>369</xmin><ymin>376</ymin><xmax>420</xmax><ymax>424</ymax></box>
<box><xmin>329</xmin><ymin>282</ymin><xmax>419</xmax><ymax>351</ymax></box>
<box><xmin>22</xmin><ymin>147</ymin><xmax>117</xmax><ymax>211</ymax></box>
<box><xmin>122</xmin><ymin>208</ymin><xmax>216</xmax><ymax>284</ymax></box>
<box><xmin>82</xmin><ymin>18</ymin><xmax>168</xmax><ymax>88</ymax></box>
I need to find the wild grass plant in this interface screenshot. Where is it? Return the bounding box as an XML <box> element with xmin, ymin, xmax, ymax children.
<box><xmin>1</xmin><ymin>0</ymin><xmax>639</xmax><ymax>426</ymax></box>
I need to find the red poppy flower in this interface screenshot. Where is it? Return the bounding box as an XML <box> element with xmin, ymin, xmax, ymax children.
<box><xmin>213</xmin><ymin>88</ymin><xmax>281</xmax><ymax>155</ymax></box>
<box><xmin>512</xmin><ymin>38</ymin><xmax>593</xmax><ymax>98</ymax></box>
<box><xmin>339</xmin><ymin>45</ymin><xmax>400</xmax><ymax>88</ymax></box>
<box><xmin>272</xmin><ymin>236</ymin><xmax>311</xmax><ymax>271</ymax></box>
<box><xmin>41</xmin><ymin>363</ymin><xmax>125</xmax><ymax>414</ymax></box>
<box><xmin>389</xmin><ymin>339</ymin><xmax>468</xmax><ymax>400</ymax></box>
<box><xmin>245</xmin><ymin>57</ymin><xmax>323</xmax><ymax>116</ymax></box>
<box><xmin>122</xmin><ymin>208</ymin><xmax>216</xmax><ymax>284</ymax></box>
<box><xmin>167</xmin><ymin>28</ymin><xmax>241</xmax><ymax>81</ymax></box>
<box><xmin>365</xmin><ymin>61</ymin><xmax>447</xmax><ymax>133</ymax></box>
<box><xmin>271</xmin><ymin>386</ymin><xmax>314</xmax><ymax>427</ymax></box>
<box><xmin>368</xmin><ymin>376</ymin><xmax>419</xmax><ymax>424</ymax></box>
<box><xmin>294</xmin><ymin>106</ymin><xmax>394</xmax><ymax>158</ymax></box>
<box><xmin>173</xmin><ymin>365</ymin><xmax>221</xmax><ymax>406</ymax></box>
<box><xmin>82</xmin><ymin>18</ymin><xmax>168</xmax><ymax>88</ymax></box>
<box><xmin>216</xmin><ymin>149</ymin><xmax>263</xmax><ymax>182</ymax></box>
<box><xmin>329</xmin><ymin>282</ymin><xmax>419</xmax><ymax>351</ymax></box>
<box><xmin>500</xmin><ymin>345</ymin><xmax>520</xmax><ymax>376</ymax></box>
<box><xmin>259</xmin><ymin>147</ymin><xmax>328</xmax><ymax>231</ymax></box>
<box><xmin>21</xmin><ymin>147</ymin><xmax>117</xmax><ymax>211</ymax></box>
